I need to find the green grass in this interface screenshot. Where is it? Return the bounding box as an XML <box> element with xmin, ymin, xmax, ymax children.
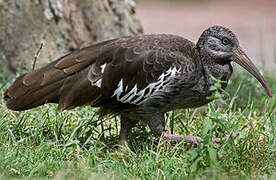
<box><xmin>0</xmin><ymin>71</ymin><xmax>275</xmax><ymax>179</ymax></box>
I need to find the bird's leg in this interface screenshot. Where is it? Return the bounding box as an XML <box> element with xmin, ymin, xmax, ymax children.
<box><xmin>145</xmin><ymin>113</ymin><xmax>202</xmax><ymax>144</ymax></box>
<box><xmin>144</xmin><ymin>113</ymin><xmax>227</xmax><ymax>144</ymax></box>
<box><xmin>120</xmin><ymin>115</ymin><xmax>138</xmax><ymax>147</ymax></box>
<box><xmin>146</xmin><ymin>113</ymin><xmax>166</xmax><ymax>137</ymax></box>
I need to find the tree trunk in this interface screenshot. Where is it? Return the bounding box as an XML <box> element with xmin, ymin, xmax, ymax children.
<box><xmin>0</xmin><ymin>0</ymin><xmax>143</xmax><ymax>79</ymax></box>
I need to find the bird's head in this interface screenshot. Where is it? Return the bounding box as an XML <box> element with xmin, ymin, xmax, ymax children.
<box><xmin>196</xmin><ymin>25</ymin><xmax>272</xmax><ymax>97</ymax></box>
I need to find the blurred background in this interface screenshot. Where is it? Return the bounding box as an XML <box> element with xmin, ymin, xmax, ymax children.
<box><xmin>136</xmin><ymin>0</ymin><xmax>276</xmax><ymax>73</ymax></box>
<box><xmin>0</xmin><ymin>0</ymin><xmax>275</xmax><ymax>79</ymax></box>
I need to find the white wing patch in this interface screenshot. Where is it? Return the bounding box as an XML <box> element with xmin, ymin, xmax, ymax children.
<box><xmin>100</xmin><ymin>63</ymin><xmax>107</xmax><ymax>74</ymax></box>
<box><xmin>120</xmin><ymin>84</ymin><xmax>138</xmax><ymax>103</ymax></box>
<box><xmin>91</xmin><ymin>63</ymin><xmax>107</xmax><ymax>88</ymax></box>
<box><xmin>91</xmin><ymin>79</ymin><xmax>102</xmax><ymax>88</ymax></box>
<box><xmin>95</xmin><ymin>79</ymin><xmax>102</xmax><ymax>88</ymax></box>
<box><xmin>113</xmin><ymin>79</ymin><xmax>123</xmax><ymax>100</ymax></box>
<box><xmin>112</xmin><ymin>66</ymin><xmax>182</xmax><ymax>105</ymax></box>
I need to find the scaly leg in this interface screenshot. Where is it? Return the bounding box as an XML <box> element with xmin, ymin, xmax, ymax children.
<box><xmin>163</xmin><ymin>132</ymin><xmax>228</xmax><ymax>144</ymax></box>
<box><xmin>145</xmin><ymin>113</ymin><xmax>203</xmax><ymax>144</ymax></box>
<box><xmin>137</xmin><ymin>112</ymin><xmax>227</xmax><ymax>145</ymax></box>
<box><xmin>120</xmin><ymin>115</ymin><xmax>138</xmax><ymax>147</ymax></box>
<box><xmin>163</xmin><ymin>133</ymin><xmax>203</xmax><ymax>143</ymax></box>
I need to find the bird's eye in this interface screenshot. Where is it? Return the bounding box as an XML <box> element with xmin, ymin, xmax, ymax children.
<box><xmin>222</xmin><ymin>38</ymin><xmax>230</xmax><ymax>45</ymax></box>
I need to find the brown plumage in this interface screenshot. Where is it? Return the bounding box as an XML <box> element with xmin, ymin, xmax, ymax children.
<box><xmin>4</xmin><ymin>26</ymin><xmax>272</xmax><ymax>144</ymax></box>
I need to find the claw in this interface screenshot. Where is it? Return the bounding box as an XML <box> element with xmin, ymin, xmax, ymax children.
<box><xmin>162</xmin><ymin>132</ymin><xmax>228</xmax><ymax>144</ymax></box>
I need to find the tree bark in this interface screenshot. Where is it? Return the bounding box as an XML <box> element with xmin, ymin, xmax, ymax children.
<box><xmin>0</xmin><ymin>0</ymin><xmax>143</xmax><ymax>79</ymax></box>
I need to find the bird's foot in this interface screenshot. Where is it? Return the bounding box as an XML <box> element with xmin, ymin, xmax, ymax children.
<box><xmin>211</xmin><ymin>136</ymin><xmax>228</xmax><ymax>143</ymax></box>
<box><xmin>163</xmin><ymin>132</ymin><xmax>228</xmax><ymax>144</ymax></box>
<box><xmin>163</xmin><ymin>132</ymin><xmax>202</xmax><ymax>144</ymax></box>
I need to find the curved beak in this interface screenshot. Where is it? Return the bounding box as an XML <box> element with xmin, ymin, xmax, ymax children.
<box><xmin>233</xmin><ymin>47</ymin><xmax>272</xmax><ymax>97</ymax></box>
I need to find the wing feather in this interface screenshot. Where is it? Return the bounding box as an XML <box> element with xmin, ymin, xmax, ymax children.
<box><xmin>5</xmin><ymin>34</ymin><xmax>198</xmax><ymax>112</ymax></box>
<box><xmin>97</xmin><ymin>34</ymin><xmax>198</xmax><ymax>107</ymax></box>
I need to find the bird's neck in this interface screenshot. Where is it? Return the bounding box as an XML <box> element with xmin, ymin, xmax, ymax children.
<box><xmin>200</xmin><ymin>55</ymin><xmax>233</xmax><ymax>90</ymax></box>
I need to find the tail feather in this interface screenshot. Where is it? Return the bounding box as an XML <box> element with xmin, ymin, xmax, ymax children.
<box><xmin>4</xmin><ymin>73</ymin><xmax>63</xmax><ymax>111</ymax></box>
<box><xmin>58</xmin><ymin>66</ymin><xmax>101</xmax><ymax>110</ymax></box>
<box><xmin>4</xmin><ymin>55</ymin><xmax>101</xmax><ymax>111</ymax></box>
<box><xmin>4</xmin><ymin>38</ymin><xmax>118</xmax><ymax>111</ymax></box>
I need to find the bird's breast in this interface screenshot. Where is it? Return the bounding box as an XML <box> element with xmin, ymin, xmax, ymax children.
<box><xmin>137</xmin><ymin>70</ymin><xmax>213</xmax><ymax>113</ymax></box>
